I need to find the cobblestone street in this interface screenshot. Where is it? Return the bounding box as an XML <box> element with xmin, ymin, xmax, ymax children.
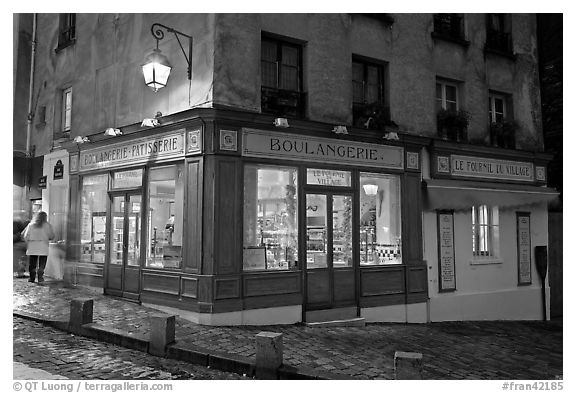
<box><xmin>12</xmin><ymin>279</ymin><xmax>563</xmax><ymax>380</ymax></box>
<box><xmin>13</xmin><ymin>317</ymin><xmax>248</xmax><ymax>380</ymax></box>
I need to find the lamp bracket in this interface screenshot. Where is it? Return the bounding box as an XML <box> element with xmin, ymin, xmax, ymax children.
<box><xmin>150</xmin><ymin>23</ymin><xmax>193</xmax><ymax>80</ymax></box>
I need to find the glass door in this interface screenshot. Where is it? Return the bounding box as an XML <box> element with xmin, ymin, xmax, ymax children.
<box><xmin>105</xmin><ymin>192</ymin><xmax>142</xmax><ymax>300</ymax></box>
<box><xmin>305</xmin><ymin>192</ymin><xmax>355</xmax><ymax>310</ymax></box>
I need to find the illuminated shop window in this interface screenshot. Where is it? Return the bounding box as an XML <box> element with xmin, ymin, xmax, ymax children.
<box><xmin>80</xmin><ymin>174</ymin><xmax>108</xmax><ymax>263</ymax></box>
<box><xmin>243</xmin><ymin>165</ymin><xmax>298</xmax><ymax>271</ymax></box>
<box><xmin>472</xmin><ymin>205</ymin><xmax>500</xmax><ymax>258</ymax></box>
<box><xmin>359</xmin><ymin>173</ymin><xmax>402</xmax><ymax>265</ymax></box>
<box><xmin>146</xmin><ymin>164</ymin><xmax>184</xmax><ymax>269</ymax></box>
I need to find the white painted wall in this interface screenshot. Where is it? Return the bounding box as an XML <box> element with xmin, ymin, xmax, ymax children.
<box><xmin>42</xmin><ymin>149</ymin><xmax>70</xmax><ymax>239</ymax></box>
<box><xmin>423</xmin><ymin>205</ymin><xmax>549</xmax><ymax>321</ymax></box>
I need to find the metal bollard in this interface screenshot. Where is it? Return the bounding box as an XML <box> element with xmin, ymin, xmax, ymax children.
<box><xmin>394</xmin><ymin>351</ymin><xmax>423</xmax><ymax>379</ymax></box>
<box><xmin>68</xmin><ymin>298</ymin><xmax>94</xmax><ymax>334</ymax></box>
<box><xmin>255</xmin><ymin>332</ymin><xmax>283</xmax><ymax>379</ymax></box>
<box><xmin>149</xmin><ymin>314</ymin><xmax>176</xmax><ymax>357</ymax></box>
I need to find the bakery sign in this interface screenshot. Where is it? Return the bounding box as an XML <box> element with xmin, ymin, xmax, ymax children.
<box><xmin>79</xmin><ymin>132</ymin><xmax>185</xmax><ymax>171</ymax></box>
<box><xmin>447</xmin><ymin>155</ymin><xmax>534</xmax><ymax>182</ymax></box>
<box><xmin>242</xmin><ymin>128</ymin><xmax>404</xmax><ymax>169</ymax></box>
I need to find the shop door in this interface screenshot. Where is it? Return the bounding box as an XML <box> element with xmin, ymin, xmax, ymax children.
<box><xmin>305</xmin><ymin>193</ymin><xmax>356</xmax><ymax>313</ymax></box>
<box><xmin>105</xmin><ymin>192</ymin><xmax>142</xmax><ymax>301</ymax></box>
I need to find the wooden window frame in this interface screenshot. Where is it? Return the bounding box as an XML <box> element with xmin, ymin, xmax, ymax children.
<box><xmin>436</xmin><ymin>80</ymin><xmax>460</xmax><ymax>111</ymax></box>
<box><xmin>489</xmin><ymin>93</ymin><xmax>507</xmax><ymax>123</ymax></box>
<box><xmin>261</xmin><ymin>36</ymin><xmax>302</xmax><ymax>93</ymax></box>
<box><xmin>260</xmin><ymin>35</ymin><xmax>305</xmax><ymax>118</ymax></box>
<box><xmin>62</xmin><ymin>87</ymin><xmax>72</xmax><ymax>133</ymax></box>
<box><xmin>56</xmin><ymin>13</ymin><xmax>76</xmax><ymax>51</ymax></box>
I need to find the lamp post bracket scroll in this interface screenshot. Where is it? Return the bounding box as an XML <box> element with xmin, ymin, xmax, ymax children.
<box><xmin>142</xmin><ymin>23</ymin><xmax>193</xmax><ymax>92</ymax></box>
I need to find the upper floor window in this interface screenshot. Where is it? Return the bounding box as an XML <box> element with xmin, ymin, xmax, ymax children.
<box><xmin>436</xmin><ymin>79</ymin><xmax>469</xmax><ymax>142</ymax></box>
<box><xmin>485</xmin><ymin>14</ymin><xmax>513</xmax><ymax>55</ymax></box>
<box><xmin>472</xmin><ymin>205</ymin><xmax>499</xmax><ymax>258</ymax></box>
<box><xmin>353</xmin><ymin>58</ymin><xmax>389</xmax><ymax>129</ymax></box>
<box><xmin>433</xmin><ymin>14</ymin><xmax>468</xmax><ymax>44</ymax></box>
<box><xmin>261</xmin><ymin>36</ymin><xmax>305</xmax><ymax>118</ymax></box>
<box><xmin>489</xmin><ymin>93</ymin><xmax>506</xmax><ymax>123</ymax></box>
<box><xmin>489</xmin><ymin>92</ymin><xmax>516</xmax><ymax>148</ymax></box>
<box><xmin>57</xmin><ymin>13</ymin><xmax>76</xmax><ymax>51</ymax></box>
<box><xmin>436</xmin><ymin>80</ymin><xmax>459</xmax><ymax>112</ymax></box>
<box><xmin>62</xmin><ymin>87</ymin><xmax>72</xmax><ymax>133</ymax></box>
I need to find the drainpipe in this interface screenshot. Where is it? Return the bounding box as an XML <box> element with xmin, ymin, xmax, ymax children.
<box><xmin>24</xmin><ymin>13</ymin><xmax>37</xmax><ymax>214</ymax></box>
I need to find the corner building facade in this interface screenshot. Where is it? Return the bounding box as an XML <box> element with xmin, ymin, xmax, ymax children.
<box><xmin>24</xmin><ymin>13</ymin><xmax>556</xmax><ymax>324</ymax></box>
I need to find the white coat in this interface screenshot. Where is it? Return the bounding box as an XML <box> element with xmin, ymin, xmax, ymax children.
<box><xmin>22</xmin><ymin>223</ymin><xmax>55</xmax><ymax>256</ymax></box>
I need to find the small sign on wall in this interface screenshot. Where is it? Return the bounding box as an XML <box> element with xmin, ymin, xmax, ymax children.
<box><xmin>517</xmin><ymin>212</ymin><xmax>532</xmax><ymax>285</ymax></box>
<box><xmin>437</xmin><ymin>210</ymin><xmax>456</xmax><ymax>292</ymax></box>
<box><xmin>38</xmin><ymin>176</ymin><xmax>47</xmax><ymax>189</ymax></box>
<box><xmin>53</xmin><ymin>160</ymin><xmax>64</xmax><ymax>179</ymax></box>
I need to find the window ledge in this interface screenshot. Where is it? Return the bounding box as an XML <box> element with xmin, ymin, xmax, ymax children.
<box><xmin>469</xmin><ymin>258</ymin><xmax>503</xmax><ymax>266</ymax></box>
<box><xmin>431</xmin><ymin>32</ymin><xmax>470</xmax><ymax>48</ymax></box>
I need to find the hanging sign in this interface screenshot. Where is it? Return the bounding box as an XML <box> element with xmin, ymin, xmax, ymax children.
<box><xmin>242</xmin><ymin>128</ymin><xmax>404</xmax><ymax>169</ymax></box>
<box><xmin>53</xmin><ymin>160</ymin><xmax>64</xmax><ymax>179</ymax></box>
<box><xmin>517</xmin><ymin>212</ymin><xmax>532</xmax><ymax>285</ymax></box>
<box><xmin>437</xmin><ymin>210</ymin><xmax>456</xmax><ymax>292</ymax></box>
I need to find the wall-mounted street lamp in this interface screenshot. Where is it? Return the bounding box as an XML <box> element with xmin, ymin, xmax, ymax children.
<box><xmin>142</xmin><ymin>23</ymin><xmax>193</xmax><ymax>92</ymax></box>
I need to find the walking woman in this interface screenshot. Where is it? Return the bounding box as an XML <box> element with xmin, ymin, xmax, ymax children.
<box><xmin>21</xmin><ymin>211</ymin><xmax>55</xmax><ymax>283</ymax></box>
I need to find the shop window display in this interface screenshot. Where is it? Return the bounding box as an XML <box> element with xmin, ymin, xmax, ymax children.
<box><xmin>80</xmin><ymin>174</ymin><xmax>108</xmax><ymax>263</ymax></box>
<box><xmin>359</xmin><ymin>173</ymin><xmax>402</xmax><ymax>265</ymax></box>
<box><xmin>243</xmin><ymin>165</ymin><xmax>298</xmax><ymax>271</ymax></box>
<box><xmin>146</xmin><ymin>165</ymin><xmax>184</xmax><ymax>269</ymax></box>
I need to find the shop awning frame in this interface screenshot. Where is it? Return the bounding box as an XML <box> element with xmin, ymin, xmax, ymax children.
<box><xmin>423</xmin><ymin>179</ymin><xmax>559</xmax><ymax>211</ymax></box>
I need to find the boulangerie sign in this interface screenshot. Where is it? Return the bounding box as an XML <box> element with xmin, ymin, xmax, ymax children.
<box><xmin>242</xmin><ymin>128</ymin><xmax>404</xmax><ymax>169</ymax></box>
<box><xmin>79</xmin><ymin>132</ymin><xmax>185</xmax><ymax>171</ymax></box>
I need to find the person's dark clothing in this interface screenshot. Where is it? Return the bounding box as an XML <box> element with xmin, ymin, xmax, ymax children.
<box><xmin>28</xmin><ymin>255</ymin><xmax>48</xmax><ymax>283</ymax></box>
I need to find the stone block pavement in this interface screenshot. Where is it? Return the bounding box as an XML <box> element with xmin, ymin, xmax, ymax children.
<box><xmin>13</xmin><ymin>278</ymin><xmax>563</xmax><ymax>380</ymax></box>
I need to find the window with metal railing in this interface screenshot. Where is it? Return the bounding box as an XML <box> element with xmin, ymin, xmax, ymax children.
<box><xmin>261</xmin><ymin>36</ymin><xmax>305</xmax><ymax>118</ymax></box>
<box><xmin>56</xmin><ymin>13</ymin><xmax>76</xmax><ymax>51</ymax></box>
<box><xmin>489</xmin><ymin>92</ymin><xmax>516</xmax><ymax>149</ymax></box>
<box><xmin>485</xmin><ymin>14</ymin><xmax>513</xmax><ymax>55</ymax></box>
<box><xmin>433</xmin><ymin>14</ymin><xmax>465</xmax><ymax>42</ymax></box>
<box><xmin>352</xmin><ymin>58</ymin><xmax>390</xmax><ymax>129</ymax></box>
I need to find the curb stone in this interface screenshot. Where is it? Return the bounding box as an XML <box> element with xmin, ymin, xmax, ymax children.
<box><xmin>13</xmin><ymin>310</ymin><xmax>356</xmax><ymax>380</ymax></box>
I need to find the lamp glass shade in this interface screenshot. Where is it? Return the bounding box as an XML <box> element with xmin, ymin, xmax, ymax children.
<box><xmin>142</xmin><ymin>49</ymin><xmax>172</xmax><ymax>92</ymax></box>
<box><xmin>363</xmin><ymin>184</ymin><xmax>379</xmax><ymax>196</ymax></box>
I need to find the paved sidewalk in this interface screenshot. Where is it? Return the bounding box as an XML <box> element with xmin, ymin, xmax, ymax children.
<box><xmin>13</xmin><ymin>278</ymin><xmax>563</xmax><ymax>380</ymax></box>
<box><xmin>14</xmin><ymin>362</ymin><xmax>68</xmax><ymax>380</ymax></box>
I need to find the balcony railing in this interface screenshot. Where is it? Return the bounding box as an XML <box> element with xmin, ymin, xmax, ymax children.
<box><xmin>490</xmin><ymin>121</ymin><xmax>516</xmax><ymax>149</ymax></box>
<box><xmin>261</xmin><ymin>87</ymin><xmax>306</xmax><ymax>118</ymax></box>
<box><xmin>485</xmin><ymin>29</ymin><xmax>513</xmax><ymax>55</ymax></box>
<box><xmin>353</xmin><ymin>103</ymin><xmax>392</xmax><ymax>130</ymax></box>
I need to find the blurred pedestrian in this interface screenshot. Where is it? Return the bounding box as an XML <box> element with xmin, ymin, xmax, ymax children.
<box><xmin>13</xmin><ymin>213</ymin><xmax>30</xmax><ymax>278</ymax></box>
<box><xmin>21</xmin><ymin>211</ymin><xmax>55</xmax><ymax>283</ymax></box>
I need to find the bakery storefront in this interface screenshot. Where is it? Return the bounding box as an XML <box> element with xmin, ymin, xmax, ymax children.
<box><xmin>65</xmin><ymin>120</ymin><xmax>428</xmax><ymax>325</ymax></box>
<box><xmin>422</xmin><ymin>142</ymin><xmax>558</xmax><ymax>321</ymax></box>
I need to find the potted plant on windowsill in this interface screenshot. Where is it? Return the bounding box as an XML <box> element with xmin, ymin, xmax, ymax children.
<box><xmin>355</xmin><ymin>103</ymin><xmax>398</xmax><ymax>132</ymax></box>
<box><xmin>490</xmin><ymin>120</ymin><xmax>517</xmax><ymax>149</ymax></box>
<box><xmin>437</xmin><ymin>108</ymin><xmax>470</xmax><ymax>142</ymax></box>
